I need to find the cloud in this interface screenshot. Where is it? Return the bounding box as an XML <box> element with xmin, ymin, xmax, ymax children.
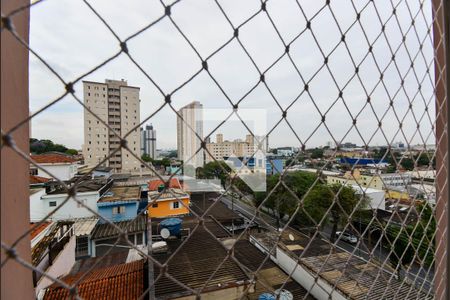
<box><xmin>29</xmin><ymin>0</ymin><xmax>435</xmax><ymax>149</ymax></box>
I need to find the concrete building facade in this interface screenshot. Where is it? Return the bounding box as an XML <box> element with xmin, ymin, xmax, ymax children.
<box><xmin>83</xmin><ymin>79</ymin><xmax>141</xmax><ymax>173</ymax></box>
<box><xmin>327</xmin><ymin>169</ymin><xmax>412</xmax><ymax>190</ymax></box>
<box><xmin>176</xmin><ymin>101</ymin><xmax>204</xmax><ymax>175</ymax></box>
<box><xmin>206</xmin><ymin>133</ymin><xmax>256</xmax><ymax>162</ymax></box>
<box><xmin>140</xmin><ymin>124</ymin><xmax>156</xmax><ymax>159</ymax></box>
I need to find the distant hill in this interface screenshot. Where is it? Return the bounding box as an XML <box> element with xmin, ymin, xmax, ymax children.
<box><xmin>30</xmin><ymin>138</ymin><xmax>78</xmax><ymax>155</ymax></box>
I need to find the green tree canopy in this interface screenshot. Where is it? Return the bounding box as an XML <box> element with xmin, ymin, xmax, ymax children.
<box><xmin>296</xmin><ymin>183</ymin><xmax>363</xmax><ymax>241</ymax></box>
<box><xmin>196</xmin><ymin>161</ymin><xmax>231</xmax><ymax>187</ymax></box>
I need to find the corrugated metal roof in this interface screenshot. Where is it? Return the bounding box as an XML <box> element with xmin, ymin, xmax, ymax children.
<box><xmin>91</xmin><ymin>216</ymin><xmax>146</xmax><ymax>240</ymax></box>
<box><xmin>73</xmin><ymin>218</ymin><xmax>99</xmax><ymax>236</ymax></box>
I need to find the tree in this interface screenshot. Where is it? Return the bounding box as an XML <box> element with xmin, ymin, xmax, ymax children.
<box><xmin>296</xmin><ymin>184</ymin><xmax>363</xmax><ymax>242</ymax></box>
<box><xmin>310</xmin><ymin>148</ymin><xmax>324</xmax><ymax>159</ymax></box>
<box><xmin>160</xmin><ymin>158</ymin><xmax>171</xmax><ymax>167</ymax></box>
<box><xmin>197</xmin><ymin>161</ymin><xmax>231</xmax><ymax>187</ymax></box>
<box><xmin>65</xmin><ymin>149</ymin><xmax>78</xmax><ymax>155</ymax></box>
<box><xmin>389</xmin><ymin>226</ymin><xmax>415</xmax><ymax>279</ymax></box>
<box><xmin>30</xmin><ymin>138</ymin><xmax>68</xmax><ymax>154</ymax></box>
<box><xmin>254</xmin><ymin>171</ymin><xmax>317</xmax><ymax>227</ymax></box>
<box><xmin>400</xmin><ymin>158</ymin><xmax>414</xmax><ymax>170</ymax></box>
<box><xmin>141</xmin><ymin>154</ymin><xmax>153</xmax><ymax>163</ymax></box>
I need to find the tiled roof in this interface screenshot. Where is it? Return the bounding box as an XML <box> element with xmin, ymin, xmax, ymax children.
<box><xmin>148</xmin><ymin>178</ymin><xmax>181</xmax><ymax>191</ymax></box>
<box><xmin>30</xmin><ymin>175</ymin><xmax>51</xmax><ymax>184</ymax></box>
<box><xmin>43</xmin><ymin>260</ymin><xmax>144</xmax><ymax>300</ymax></box>
<box><xmin>148</xmin><ymin>188</ymin><xmax>189</xmax><ymax>202</ymax></box>
<box><xmin>190</xmin><ymin>192</ymin><xmax>243</xmax><ymax>224</ymax></box>
<box><xmin>153</xmin><ymin>227</ymin><xmax>249</xmax><ymax>298</ymax></box>
<box><xmin>30</xmin><ymin>222</ymin><xmax>52</xmax><ymax>240</ymax></box>
<box><xmin>45</xmin><ymin>178</ymin><xmax>112</xmax><ymax>195</ymax></box>
<box><xmin>69</xmin><ymin>252</ymin><xmax>129</xmax><ymax>275</ymax></box>
<box><xmin>31</xmin><ymin>153</ymin><xmax>76</xmax><ymax>164</ymax></box>
<box><xmin>98</xmin><ymin>186</ymin><xmax>141</xmax><ymax>203</ymax></box>
<box><xmin>91</xmin><ymin>215</ymin><xmax>146</xmax><ymax>240</ymax></box>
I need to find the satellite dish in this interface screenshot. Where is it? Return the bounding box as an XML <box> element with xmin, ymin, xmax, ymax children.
<box><xmin>288</xmin><ymin>234</ymin><xmax>295</xmax><ymax>241</ymax></box>
<box><xmin>160</xmin><ymin>228</ymin><xmax>170</xmax><ymax>239</ymax></box>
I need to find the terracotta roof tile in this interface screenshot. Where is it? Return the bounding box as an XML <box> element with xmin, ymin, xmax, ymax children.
<box><xmin>30</xmin><ymin>222</ymin><xmax>51</xmax><ymax>240</ymax></box>
<box><xmin>43</xmin><ymin>260</ymin><xmax>144</xmax><ymax>300</ymax></box>
<box><xmin>148</xmin><ymin>178</ymin><xmax>181</xmax><ymax>191</ymax></box>
<box><xmin>30</xmin><ymin>175</ymin><xmax>51</xmax><ymax>184</ymax></box>
<box><xmin>31</xmin><ymin>153</ymin><xmax>76</xmax><ymax>164</ymax></box>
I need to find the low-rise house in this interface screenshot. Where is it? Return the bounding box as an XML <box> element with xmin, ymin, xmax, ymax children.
<box><xmin>148</xmin><ymin>177</ymin><xmax>182</xmax><ymax>191</ymax></box>
<box><xmin>30</xmin><ymin>178</ymin><xmax>112</xmax><ymax>222</ymax></box>
<box><xmin>90</xmin><ymin>215</ymin><xmax>146</xmax><ymax>257</ymax></box>
<box><xmin>190</xmin><ymin>192</ymin><xmax>246</xmax><ymax>230</ymax></box>
<box><xmin>30</xmin><ymin>175</ymin><xmax>51</xmax><ymax>187</ymax></box>
<box><xmin>148</xmin><ymin>188</ymin><xmax>190</xmax><ymax>218</ymax></box>
<box><xmin>153</xmin><ymin>227</ymin><xmax>251</xmax><ymax>299</ymax></box>
<box><xmin>351</xmin><ymin>185</ymin><xmax>386</xmax><ymax>210</ymax></box>
<box><xmin>97</xmin><ymin>186</ymin><xmax>142</xmax><ymax>222</ymax></box>
<box><xmin>250</xmin><ymin>229</ymin><xmax>432</xmax><ymax>299</ymax></box>
<box><xmin>41</xmin><ymin>259</ymin><xmax>145</xmax><ymax>299</ymax></box>
<box><xmin>30</xmin><ymin>153</ymin><xmax>78</xmax><ymax>181</ymax></box>
<box><xmin>327</xmin><ymin>169</ymin><xmax>411</xmax><ymax>190</ymax></box>
<box><xmin>72</xmin><ymin>217</ymin><xmax>99</xmax><ymax>259</ymax></box>
<box><xmin>31</xmin><ymin>221</ymin><xmax>76</xmax><ymax>297</ymax></box>
<box><xmin>92</xmin><ymin>166</ymin><xmax>113</xmax><ymax>179</ymax></box>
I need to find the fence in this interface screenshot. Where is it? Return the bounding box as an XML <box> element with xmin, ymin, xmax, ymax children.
<box><xmin>1</xmin><ymin>0</ymin><xmax>448</xmax><ymax>299</ymax></box>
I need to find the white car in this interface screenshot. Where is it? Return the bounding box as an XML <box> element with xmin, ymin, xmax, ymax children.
<box><xmin>336</xmin><ymin>231</ymin><xmax>358</xmax><ymax>244</ymax></box>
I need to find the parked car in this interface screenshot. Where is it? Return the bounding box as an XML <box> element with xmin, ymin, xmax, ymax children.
<box><xmin>336</xmin><ymin>231</ymin><xmax>358</xmax><ymax>244</ymax></box>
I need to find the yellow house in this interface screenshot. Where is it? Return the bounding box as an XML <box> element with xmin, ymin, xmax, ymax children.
<box><xmin>327</xmin><ymin>169</ymin><xmax>412</xmax><ymax>192</ymax></box>
<box><xmin>147</xmin><ymin>188</ymin><xmax>190</xmax><ymax>218</ymax></box>
<box><xmin>385</xmin><ymin>188</ymin><xmax>410</xmax><ymax>201</ymax></box>
<box><xmin>326</xmin><ymin>169</ymin><xmax>384</xmax><ymax>190</ymax></box>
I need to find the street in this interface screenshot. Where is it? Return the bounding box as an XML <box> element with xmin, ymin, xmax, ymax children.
<box><xmin>220</xmin><ymin>194</ymin><xmax>435</xmax><ymax>293</ymax></box>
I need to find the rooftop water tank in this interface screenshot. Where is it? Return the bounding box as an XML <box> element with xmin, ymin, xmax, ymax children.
<box><xmin>275</xmin><ymin>289</ymin><xmax>293</xmax><ymax>300</ymax></box>
<box><xmin>258</xmin><ymin>293</ymin><xmax>275</xmax><ymax>300</ymax></box>
<box><xmin>160</xmin><ymin>218</ymin><xmax>182</xmax><ymax>236</ymax></box>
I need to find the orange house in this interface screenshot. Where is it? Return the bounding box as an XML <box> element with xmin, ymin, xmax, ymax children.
<box><xmin>147</xmin><ymin>188</ymin><xmax>190</xmax><ymax>218</ymax></box>
<box><xmin>148</xmin><ymin>178</ymin><xmax>182</xmax><ymax>191</ymax></box>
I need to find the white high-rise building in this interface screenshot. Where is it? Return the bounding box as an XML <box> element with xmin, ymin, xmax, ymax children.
<box><xmin>83</xmin><ymin>79</ymin><xmax>141</xmax><ymax>173</ymax></box>
<box><xmin>176</xmin><ymin>101</ymin><xmax>204</xmax><ymax>175</ymax></box>
<box><xmin>141</xmin><ymin>124</ymin><xmax>156</xmax><ymax>159</ymax></box>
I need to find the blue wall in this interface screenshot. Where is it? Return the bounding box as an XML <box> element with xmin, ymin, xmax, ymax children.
<box><xmin>225</xmin><ymin>156</ymin><xmax>283</xmax><ymax>175</ymax></box>
<box><xmin>97</xmin><ymin>201</ymin><xmax>139</xmax><ymax>223</ymax></box>
<box><xmin>267</xmin><ymin>159</ymin><xmax>283</xmax><ymax>175</ymax></box>
<box><xmin>339</xmin><ymin>157</ymin><xmax>387</xmax><ymax>165</ymax></box>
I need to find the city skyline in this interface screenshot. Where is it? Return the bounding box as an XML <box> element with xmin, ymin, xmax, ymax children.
<box><xmin>29</xmin><ymin>0</ymin><xmax>435</xmax><ymax>150</ymax></box>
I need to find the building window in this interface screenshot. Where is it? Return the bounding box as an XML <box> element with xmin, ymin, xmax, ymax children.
<box><xmin>112</xmin><ymin>206</ymin><xmax>126</xmax><ymax>215</ymax></box>
<box><xmin>136</xmin><ymin>233</ymin><xmax>143</xmax><ymax>245</ymax></box>
<box><xmin>30</xmin><ymin>168</ymin><xmax>38</xmax><ymax>175</ymax></box>
<box><xmin>49</xmin><ymin>201</ymin><xmax>57</xmax><ymax>207</ymax></box>
<box><xmin>77</xmin><ymin>199</ymin><xmax>87</xmax><ymax>208</ymax></box>
<box><xmin>172</xmin><ymin>201</ymin><xmax>180</xmax><ymax>209</ymax></box>
<box><xmin>128</xmin><ymin>234</ymin><xmax>135</xmax><ymax>244</ymax></box>
<box><xmin>152</xmin><ymin>203</ymin><xmax>158</xmax><ymax>208</ymax></box>
<box><xmin>75</xmin><ymin>236</ymin><xmax>89</xmax><ymax>257</ymax></box>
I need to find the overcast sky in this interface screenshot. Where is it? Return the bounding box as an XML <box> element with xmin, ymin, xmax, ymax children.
<box><xmin>28</xmin><ymin>0</ymin><xmax>435</xmax><ymax>150</ymax></box>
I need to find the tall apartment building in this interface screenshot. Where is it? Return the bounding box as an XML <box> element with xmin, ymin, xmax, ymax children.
<box><xmin>83</xmin><ymin>79</ymin><xmax>141</xmax><ymax>172</ymax></box>
<box><xmin>176</xmin><ymin>101</ymin><xmax>204</xmax><ymax>175</ymax></box>
<box><xmin>141</xmin><ymin>124</ymin><xmax>156</xmax><ymax>159</ymax></box>
<box><xmin>206</xmin><ymin>133</ymin><xmax>256</xmax><ymax>162</ymax></box>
